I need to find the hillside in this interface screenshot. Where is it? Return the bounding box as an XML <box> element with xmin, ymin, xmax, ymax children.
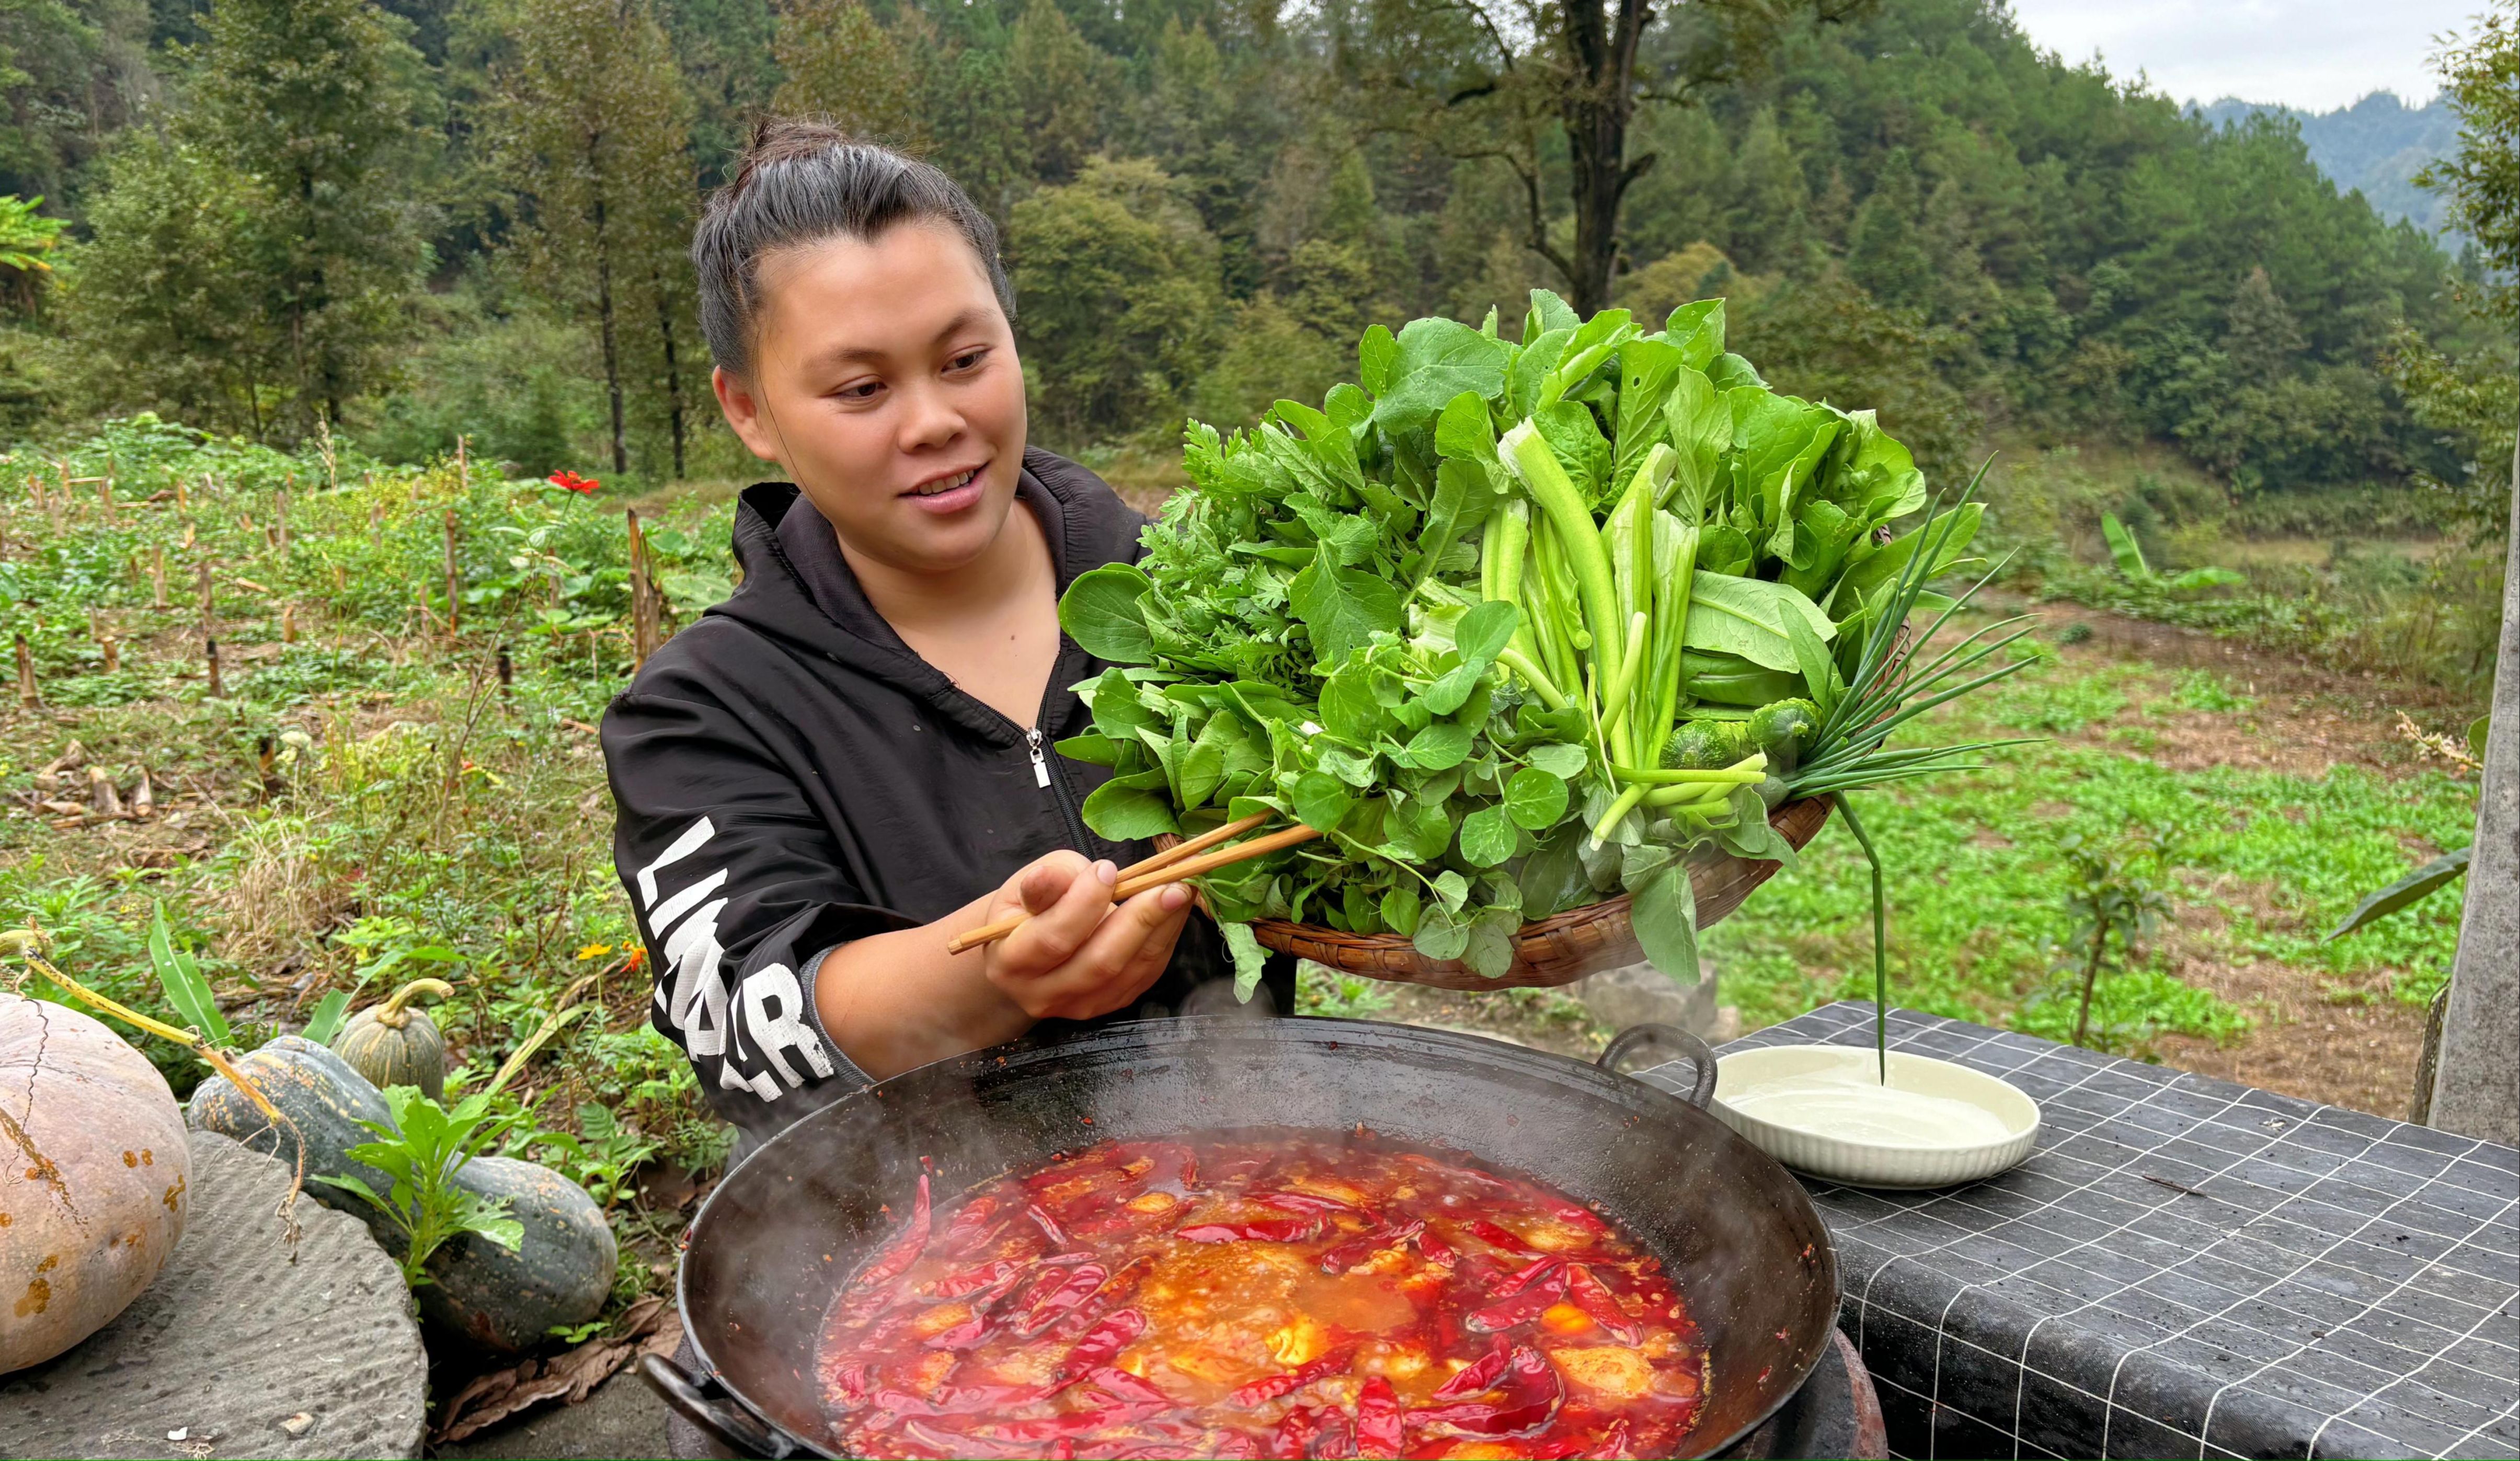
<box><xmin>2194</xmin><ymin>92</ymin><xmax>2460</xmax><ymax>236</ymax></box>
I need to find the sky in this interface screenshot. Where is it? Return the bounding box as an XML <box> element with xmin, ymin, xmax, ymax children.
<box><xmin>2004</xmin><ymin>0</ymin><xmax>2480</xmax><ymax>112</ymax></box>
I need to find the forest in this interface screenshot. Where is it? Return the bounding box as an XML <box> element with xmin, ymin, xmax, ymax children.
<box><xmin>0</xmin><ymin>0</ymin><xmax>2502</xmax><ymax>500</ymax></box>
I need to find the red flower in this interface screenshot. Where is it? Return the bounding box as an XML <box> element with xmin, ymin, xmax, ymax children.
<box><xmin>548</xmin><ymin>469</ymin><xmax>600</xmax><ymax>494</ymax></box>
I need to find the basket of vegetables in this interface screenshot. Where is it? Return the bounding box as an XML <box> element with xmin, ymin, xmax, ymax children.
<box><xmin>1059</xmin><ymin>292</ymin><xmax>2030</xmax><ymax>990</ymax></box>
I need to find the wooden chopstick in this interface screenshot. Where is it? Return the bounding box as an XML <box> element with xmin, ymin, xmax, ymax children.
<box><xmin>945</xmin><ymin>822</ymin><xmax>1321</xmax><ymax>954</ymax></box>
<box><xmin>1114</xmin><ymin>811</ymin><xmax>1269</xmax><ymax>882</ymax></box>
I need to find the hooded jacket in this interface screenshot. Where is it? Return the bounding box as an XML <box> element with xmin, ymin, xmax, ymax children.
<box><xmin>603</xmin><ymin>448</ymin><xmax>1288</xmax><ymax>1157</ymax></box>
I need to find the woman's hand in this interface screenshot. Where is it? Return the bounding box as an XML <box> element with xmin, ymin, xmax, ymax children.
<box><xmin>979</xmin><ymin>850</ymin><xmax>1192</xmax><ymax>1021</ymax></box>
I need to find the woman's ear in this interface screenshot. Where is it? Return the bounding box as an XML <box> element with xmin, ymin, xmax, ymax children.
<box><xmin>713</xmin><ymin>365</ymin><xmax>784</xmax><ymax>465</ymax></box>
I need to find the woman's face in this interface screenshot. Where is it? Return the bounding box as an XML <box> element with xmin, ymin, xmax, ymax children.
<box><xmin>715</xmin><ymin>221</ymin><xmax>1026</xmax><ymax>577</ymax></box>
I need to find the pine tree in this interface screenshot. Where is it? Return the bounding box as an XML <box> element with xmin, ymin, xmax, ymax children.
<box><xmin>1006</xmin><ymin>0</ymin><xmax>1112</xmax><ymax>185</ymax></box>
<box><xmin>1846</xmin><ymin>147</ymin><xmax>1929</xmax><ymax>311</ymax></box>
<box><xmin>492</xmin><ymin>0</ymin><xmax>698</xmax><ymax>476</ymax></box>
<box><xmin>2223</xmin><ymin>266</ymin><xmax>2307</xmax><ymax>381</ymax></box>
<box><xmin>772</xmin><ymin>0</ymin><xmax>921</xmax><ymax>147</ymax></box>
<box><xmin>189</xmin><ymin>0</ymin><xmax>431</xmax><ymax>435</ymax></box>
<box><xmin>1726</xmin><ymin>109</ymin><xmax>1807</xmax><ymax>273</ymax></box>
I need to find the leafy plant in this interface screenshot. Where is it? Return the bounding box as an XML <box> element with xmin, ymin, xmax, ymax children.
<box><xmin>333</xmin><ymin>915</ymin><xmax>465</xmax><ymax>995</ymax></box>
<box><xmin>2052</xmin><ymin>829</ymin><xmax>2177</xmax><ymax>1048</ymax></box>
<box><xmin>2100</xmin><ymin>511</ymin><xmax>2247</xmax><ymax>594</ymax></box>
<box><xmin>315</xmin><ymin>1085</ymin><xmax>525</xmax><ymax>1289</ymax></box>
<box><xmin>1058</xmin><ymin>292</ymin><xmax>2028</xmax><ymax>990</ymax></box>
<box><xmin>147</xmin><ymin>903</ymin><xmax>228</xmax><ymax>1048</ymax></box>
<box><xmin>301</xmin><ymin>988</ymin><xmax>353</xmax><ymax>1043</ymax></box>
<box><xmin>520</xmin><ymin>1101</ymin><xmax>661</xmax><ymax>1209</ymax></box>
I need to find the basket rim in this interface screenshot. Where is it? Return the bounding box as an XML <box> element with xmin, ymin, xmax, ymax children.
<box><xmin>1222</xmin><ymin>795</ymin><xmax>1832</xmax><ymax>952</ymax></box>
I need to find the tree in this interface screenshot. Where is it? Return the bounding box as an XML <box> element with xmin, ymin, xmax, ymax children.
<box><xmin>2384</xmin><ymin>11</ymin><xmax>2517</xmax><ymax>534</ymax></box>
<box><xmin>0</xmin><ymin>191</ymin><xmax>63</xmax><ymax>310</ymax></box>
<box><xmin>491</xmin><ymin>0</ymin><xmax>698</xmax><ymax>476</ymax></box>
<box><xmin>1</xmin><ymin>0</ymin><xmax>153</xmax><ymax>201</ymax></box>
<box><xmin>1006</xmin><ymin>0</ymin><xmax>1114</xmax><ymax>186</ymax></box>
<box><xmin>189</xmin><ymin>0</ymin><xmax>433</xmax><ymax>435</ymax></box>
<box><xmin>1845</xmin><ymin>146</ymin><xmax>1927</xmax><ymax>310</ymax></box>
<box><xmin>1007</xmin><ymin>156</ymin><xmax>1223</xmax><ymax>446</ymax></box>
<box><xmin>1339</xmin><ymin>0</ymin><xmax>1851</xmax><ymax>312</ymax></box>
<box><xmin>772</xmin><ymin>0</ymin><xmax>921</xmax><ymax>147</ymax></box>
<box><xmin>55</xmin><ymin>133</ymin><xmax>294</xmax><ymax>435</ymax></box>
<box><xmin>2223</xmin><ymin>267</ymin><xmax>2306</xmax><ymax>382</ymax></box>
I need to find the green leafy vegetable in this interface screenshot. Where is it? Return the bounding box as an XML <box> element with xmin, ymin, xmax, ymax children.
<box><xmin>1056</xmin><ymin>293</ymin><xmax>2025</xmax><ymax>990</ymax></box>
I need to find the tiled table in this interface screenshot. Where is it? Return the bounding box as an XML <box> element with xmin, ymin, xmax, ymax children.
<box><xmin>1640</xmin><ymin>1002</ymin><xmax>2520</xmax><ymax>1459</ymax></box>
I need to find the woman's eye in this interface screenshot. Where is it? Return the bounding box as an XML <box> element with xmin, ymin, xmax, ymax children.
<box><xmin>835</xmin><ymin>379</ymin><xmax>884</xmax><ymax>401</ymax></box>
<box><xmin>947</xmin><ymin>349</ymin><xmax>987</xmax><ymax>374</ymax></box>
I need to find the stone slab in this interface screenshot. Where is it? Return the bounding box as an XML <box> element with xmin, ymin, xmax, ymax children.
<box><xmin>0</xmin><ymin>1130</ymin><xmax>427</xmax><ymax>1460</ymax></box>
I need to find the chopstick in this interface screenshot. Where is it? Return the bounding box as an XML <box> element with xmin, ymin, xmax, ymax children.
<box><xmin>945</xmin><ymin>821</ymin><xmax>1321</xmax><ymax>954</ymax></box>
<box><xmin>1116</xmin><ymin>811</ymin><xmax>1268</xmax><ymax>881</ymax></box>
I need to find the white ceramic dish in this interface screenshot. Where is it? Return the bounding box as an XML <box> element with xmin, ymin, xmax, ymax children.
<box><xmin>1710</xmin><ymin>1044</ymin><xmax>2041</xmax><ymax>1189</ymax></box>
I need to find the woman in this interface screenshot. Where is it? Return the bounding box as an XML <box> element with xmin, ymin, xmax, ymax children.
<box><xmin>603</xmin><ymin>121</ymin><xmax>1287</xmax><ymax>1163</ymax></box>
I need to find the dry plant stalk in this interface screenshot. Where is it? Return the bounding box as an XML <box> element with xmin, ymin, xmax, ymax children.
<box><xmin>205</xmin><ymin>637</ymin><xmax>224</xmax><ymax>698</ymax></box>
<box><xmin>443</xmin><ymin>509</ymin><xmax>462</xmax><ymax>638</ymax></box>
<box><xmin>282</xmin><ymin>604</ymin><xmax>299</xmax><ymax>643</ymax></box>
<box><xmin>2395</xmin><ymin>711</ymin><xmax>2480</xmax><ymax>774</ymax></box>
<box><xmin>14</xmin><ymin>631</ymin><xmax>33</xmax><ymax>708</ymax></box>
<box><xmin>152</xmin><ymin>546</ymin><xmax>167</xmax><ymax>608</ymax></box>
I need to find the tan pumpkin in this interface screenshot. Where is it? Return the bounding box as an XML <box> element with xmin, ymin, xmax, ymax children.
<box><xmin>1</xmin><ymin>991</ymin><xmax>190</xmax><ymax>1374</ymax></box>
<box><xmin>329</xmin><ymin>977</ymin><xmax>452</xmax><ymax>1099</ymax></box>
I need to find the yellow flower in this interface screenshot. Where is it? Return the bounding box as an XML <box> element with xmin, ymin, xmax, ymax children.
<box><xmin>575</xmin><ymin>943</ymin><xmax>613</xmax><ymax>961</ymax></box>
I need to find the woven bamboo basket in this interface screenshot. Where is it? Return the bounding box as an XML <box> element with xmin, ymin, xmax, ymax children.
<box><xmin>1161</xmin><ymin>796</ymin><xmax>1834</xmax><ymax>991</ymax></box>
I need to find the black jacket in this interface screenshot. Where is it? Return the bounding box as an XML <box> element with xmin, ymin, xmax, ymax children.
<box><xmin>603</xmin><ymin>449</ymin><xmax>1289</xmax><ymax>1157</ymax></box>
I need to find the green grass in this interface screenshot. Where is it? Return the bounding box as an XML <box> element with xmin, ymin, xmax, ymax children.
<box><xmin>1709</xmin><ymin>653</ymin><xmax>2475</xmax><ymax>1052</ymax></box>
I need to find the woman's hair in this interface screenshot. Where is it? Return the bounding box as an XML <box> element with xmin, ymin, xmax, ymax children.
<box><xmin>692</xmin><ymin>118</ymin><xmax>1013</xmax><ymax>376</ymax></box>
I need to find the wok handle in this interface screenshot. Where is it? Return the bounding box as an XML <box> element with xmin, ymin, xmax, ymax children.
<box><xmin>1598</xmin><ymin>1022</ymin><xmax>1718</xmax><ymax>1107</ymax></box>
<box><xmin>639</xmin><ymin>1353</ymin><xmax>798</xmax><ymax>1459</ymax></box>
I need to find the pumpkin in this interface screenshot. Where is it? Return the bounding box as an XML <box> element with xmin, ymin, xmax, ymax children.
<box><xmin>419</xmin><ymin>1155</ymin><xmax>616</xmax><ymax>1351</ymax></box>
<box><xmin>1</xmin><ymin>992</ymin><xmax>191</xmax><ymax>1374</ymax></box>
<box><xmin>186</xmin><ymin>1034</ymin><xmax>403</xmax><ymax>1246</ymax></box>
<box><xmin>329</xmin><ymin>977</ymin><xmax>453</xmax><ymax>1100</ymax></box>
<box><xmin>189</xmin><ymin>1034</ymin><xmax>615</xmax><ymax>1352</ymax></box>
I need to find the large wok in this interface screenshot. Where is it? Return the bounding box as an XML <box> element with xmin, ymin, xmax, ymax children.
<box><xmin>643</xmin><ymin>1017</ymin><xmax>1839</xmax><ymax>1459</ymax></box>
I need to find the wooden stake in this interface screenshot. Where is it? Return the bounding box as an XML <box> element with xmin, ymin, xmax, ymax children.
<box><xmin>274</xmin><ymin>488</ymin><xmax>289</xmax><ymax>555</ymax></box>
<box><xmin>281</xmin><ymin>604</ymin><xmax>298</xmax><ymax>643</ymax></box>
<box><xmin>443</xmin><ymin>508</ymin><xmax>461</xmax><ymax>637</ymax></box>
<box><xmin>627</xmin><ymin>509</ymin><xmax>658</xmax><ymax>668</ymax></box>
<box><xmin>100</xmin><ymin>635</ymin><xmax>119</xmax><ymax>674</ymax></box>
<box><xmin>496</xmin><ymin>642</ymin><xmax>513</xmax><ymax>695</ymax></box>
<box><xmin>152</xmin><ymin>546</ymin><xmax>167</xmax><ymax>609</ymax></box>
<box><xmin>97</xmin><ymin>474</ymin><xmax>116</xmax><ymax>525</ymax></box>
<box><xmin>131</xmin><ymin>765</ymin><xmax>154</xmax><ymax>816</ymax></box>
<box><xmin>14</xmin><ymin>632</ymin><xmax>35</xmax><ymax>708</ymax></box>
<box><xmin>88</xmin><ymin>765</ymin><xmax>123</xmax><ymax>818</ymax></box>
<box><xmin>204</xmin><ymin>638</ymin><xmax>223</xmax><ymax>698</ymax></box>
<box><xmin>197</xmin><ymin>560</ymin><xmax>214</xmax><ymax>621</ymax></box>
<box><xmin>30</xmin><ymin>472</ymin><xmax>44</xmax><ymax>512</ymax></box>
<box><xmin>456</xmin><ymin>435</ymin><xmax>469</xmax><ymax>491</ymax></box>
<box><xmin>370</xmin><ymin>499</ymin><xmax>384</xmax><ymax>533</ymax></box>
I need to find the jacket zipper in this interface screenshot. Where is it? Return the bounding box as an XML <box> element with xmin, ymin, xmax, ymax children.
<box><xmin>1028</xmin><ymin>723</ymin><xmax>1099</xmax><ymax>855</ymax></box>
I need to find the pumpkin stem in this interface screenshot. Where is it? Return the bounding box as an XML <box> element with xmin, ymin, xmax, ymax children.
<box><xmin>376</xmin><ymin>976</ymin><xmax>456</xmax><ymax>1028</ymax></box>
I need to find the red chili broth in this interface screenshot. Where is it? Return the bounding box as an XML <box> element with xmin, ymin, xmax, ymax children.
<box><xmin>814</xmin><ymin>1130</ymin><xmax>1706</xmax><ymax>1459</ymax></box>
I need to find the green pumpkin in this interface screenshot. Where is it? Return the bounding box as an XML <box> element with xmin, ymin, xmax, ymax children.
<box><xmin>187</xmin><ymin>1034</ymin><xmax>405</xmax><ymax>1247</ymax></box>
<box><xmin>329</xmin><ymin>977</ymin><xmax>453</xmax><ymax>1099</ymax></box>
